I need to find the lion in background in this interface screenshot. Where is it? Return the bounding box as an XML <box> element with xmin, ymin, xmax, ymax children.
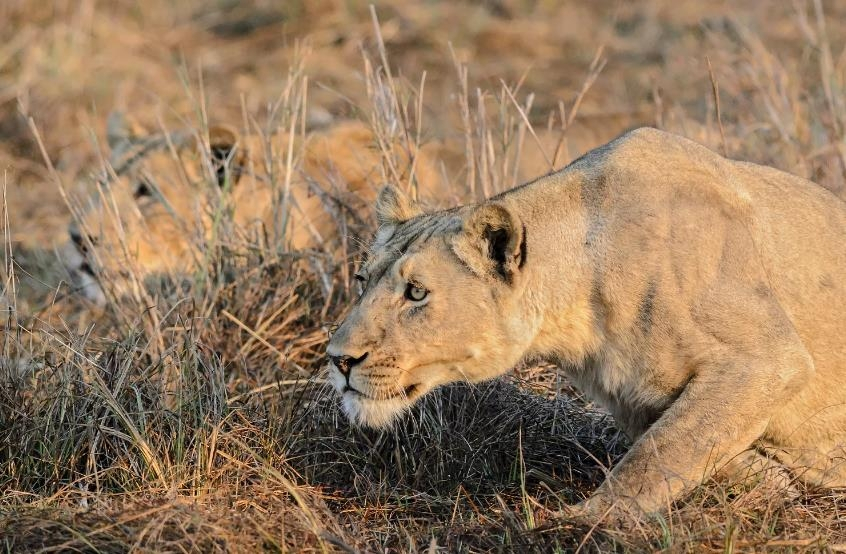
<box><xmin>327</xmin><ymin>127</ymin><xmax>846</xmax><ymax>517</ymax></box>
<box><xmin>63</xmin><ymin>113</ymin><xmax>453</xmax><ymax>304</ymax></box>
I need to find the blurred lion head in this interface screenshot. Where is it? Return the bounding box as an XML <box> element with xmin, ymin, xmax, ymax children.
<box><xmin>64</xmin><ymin>113</ymin><xmax>449</xmax><ymax>304</ymax></box>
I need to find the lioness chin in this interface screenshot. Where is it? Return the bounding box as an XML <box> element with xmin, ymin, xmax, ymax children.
<box><xmin>327</xmin><ymin>127</ymin><xmax>846</xmax><ymax>517</ymax></box>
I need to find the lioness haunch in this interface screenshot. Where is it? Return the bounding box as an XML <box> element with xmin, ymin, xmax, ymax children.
<box><xmin>327</xmin><ymin>127</ymin><xmax>846</xmax><ymax>517</ymax></box>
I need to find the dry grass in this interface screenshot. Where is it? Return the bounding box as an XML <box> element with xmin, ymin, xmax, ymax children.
<box><xmin>3</xmin><ymin>1</ymin><xmax>846</xmax><ymax>552</ymax></box>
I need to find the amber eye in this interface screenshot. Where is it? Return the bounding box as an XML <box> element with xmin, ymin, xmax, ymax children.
<box><xmin>404</xmin><ymin>283</ymin><xmax>428</xmax><ymax>302</ymax></box>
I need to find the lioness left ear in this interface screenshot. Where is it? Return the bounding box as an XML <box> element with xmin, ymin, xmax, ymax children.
<box><xmin>455</xmin><ymin>203</ymin><xmax>526</xmax><ymax>284</ymax></box>
<box><xmin>208</xmin><ymin>125</ymin><xmax>245</xmax><ymax>187</ymax></box>
<box><xmin>375</xmin><ymin>184</ymin><xmax>423</xmax><ymax>225</ymax></box>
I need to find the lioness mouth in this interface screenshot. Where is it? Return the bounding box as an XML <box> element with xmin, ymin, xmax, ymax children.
<box><xmin>344</xmin><ymin>384</ymin><xmax>420</xmax><ymax>401</ymax></box>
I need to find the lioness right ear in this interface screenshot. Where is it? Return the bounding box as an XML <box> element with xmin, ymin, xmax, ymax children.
<box><xmin>375</xmin><ymin>184</ymin><xmax>422</xmax><ymax>225</ymax></box>
<box><xmin>453</xmin><ymin>203</ymin><xmax>525</xmax><ymax>284</ymax></box>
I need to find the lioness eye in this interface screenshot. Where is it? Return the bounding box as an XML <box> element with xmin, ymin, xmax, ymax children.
<box><xmin>404</xmin><ymin>283</ymin><xmax>428</xmax><ymax>302</ymax></box>
<box><xmin>134</xmin><ymin>179</ymin><xmax>153</xmax><ymax>198</ymax></box>
<box><xmin>353</xmin><ymin>273</ymin><xmax>366</xmax><ymax>296</ymax></box>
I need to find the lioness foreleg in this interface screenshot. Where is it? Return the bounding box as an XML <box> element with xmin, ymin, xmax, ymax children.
<box><xmin>578</xmin><ymin>345</ymin><xmax>813</xmax><ymax>517</ymax></box>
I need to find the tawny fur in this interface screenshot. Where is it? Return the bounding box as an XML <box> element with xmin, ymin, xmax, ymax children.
<box><xmin>327</xmin><ymin>127</ymin><xmax>846</xmax><ymax>516</ymax></box>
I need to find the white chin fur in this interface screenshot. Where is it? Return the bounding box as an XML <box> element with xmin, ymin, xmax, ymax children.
<box><xmin>328</xmin><ymin>365</ymin><xmax>422</xmax><ymax>428</ymax></box>
<box><xmin>63</xmin><ymin>243</ymin><xmax>107</xmax><ymax>305</ymax></box>
<box><xmin>341</xmin><ymin>392</ymin><xmax>413</xmax><ymax>429</ymax></box>
<box><xmin>77</xmin><ymin>272</ymin><xmax>107</xmax><ymax>305</ymax></box>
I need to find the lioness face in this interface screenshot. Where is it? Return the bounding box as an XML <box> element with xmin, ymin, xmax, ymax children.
<box><xmin>64</xmin><ymin>123</ymin><xmax>247</xmax><ymax>304</ymax></box>
<box><xmin>327</xmin><ymin>186</ymin><xmax>532</xmax><ymax>428</ymax></box>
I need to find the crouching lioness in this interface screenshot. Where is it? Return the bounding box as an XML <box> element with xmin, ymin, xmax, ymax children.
<box><xmin>327</xmin><ymin>127</ymin><xmax>846</xmax><ymax>516</ymax></box>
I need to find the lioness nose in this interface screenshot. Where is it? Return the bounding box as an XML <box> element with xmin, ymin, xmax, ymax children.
<box><xmin>329</xmin><ymin>352</ymin><xmax>369</xmax><ymax>377</ymax></box>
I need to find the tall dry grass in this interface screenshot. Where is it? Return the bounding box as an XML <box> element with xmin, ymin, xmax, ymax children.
<box><xmin>2</xmin><ymin>1</ymin><xmax>846</xmax><ymax>552</ymax></box>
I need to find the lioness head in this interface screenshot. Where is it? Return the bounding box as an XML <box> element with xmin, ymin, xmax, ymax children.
<box><xmin>64</xmin><ymin>114</ymin><xmax>245</xmax><ymax>303</ymax></box>
<box><xmin>326</xmin><ymin>185</ymin><xmax>535</xmax><ymax>428</ymax></box>
<box><xmin>65</xmin><ymin>113</ymin><xmax>444</xmax><ymax>303</ymax></box>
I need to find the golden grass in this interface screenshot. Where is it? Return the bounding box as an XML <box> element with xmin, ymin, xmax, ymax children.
<box><xmin>3</xmin><ymin>1</ymin><xmax>846</xmax><ymax>551</ymax></box>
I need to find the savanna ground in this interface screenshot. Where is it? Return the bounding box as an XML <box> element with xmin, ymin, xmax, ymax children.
<box><xmin>2</xmin><ymin>0</ymin><xmax>846</xmax><ymax>551</ymax></box>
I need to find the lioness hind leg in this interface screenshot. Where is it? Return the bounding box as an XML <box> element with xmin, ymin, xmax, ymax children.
<box><xmin>769</xmin><ymin>444</ymin><xmax>846</xmax><ymax>489</ymax></box>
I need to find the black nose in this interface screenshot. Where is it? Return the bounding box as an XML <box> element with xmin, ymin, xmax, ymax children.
<box><xmin>329</xmin><ymin>352</ymin><xmax>369</xmax><ymax>376</ymax></box>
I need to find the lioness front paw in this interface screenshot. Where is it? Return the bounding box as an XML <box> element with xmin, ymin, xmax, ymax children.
<box><xmin>561</xmin><ymin>495</ymin><xmax>643</xmax><ymax>526</ymax></box>
<box><xmin>546</xmin><ymin>497</ymin><xmax>609</xmax><ymax>522</ymax></box>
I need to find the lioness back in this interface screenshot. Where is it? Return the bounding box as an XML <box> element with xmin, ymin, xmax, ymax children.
<box><xmin>327</xmin><ymin>126</ymin><xmax>846</xmax><ymax>517</ymax></box>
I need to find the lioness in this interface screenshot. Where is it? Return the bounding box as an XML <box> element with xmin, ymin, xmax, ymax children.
<box><xmin>64</xmin><ymin>114</ymin><xmax>447</xmax><ymax>303</ymax></box>
<box><xmin>327</xmin><ymin>127</ymin><xmax>846</xmax><ymax>516</ymax></box>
